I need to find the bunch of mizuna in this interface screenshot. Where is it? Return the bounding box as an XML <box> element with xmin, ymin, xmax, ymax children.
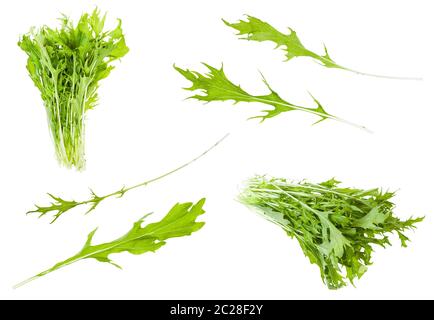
<box><xmin>17</xmin><ymin>10</ymin><xmax>423</xmax><ymax>289</ymax></box>
<box><xmin>239</xmin><ymin>177</ymin><xmax>423</xmax><ymax>289</ymax></box>
<box><xmin>19</xmin><ymin>9</ymin><xmax>129</xmax><ymax>170</ymax></box>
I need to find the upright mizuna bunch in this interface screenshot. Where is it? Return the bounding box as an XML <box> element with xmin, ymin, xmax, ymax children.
<box><xmin>18</xmin><ymin>9</ymin><xmax>129</xmax><ymax>170</ymax></box>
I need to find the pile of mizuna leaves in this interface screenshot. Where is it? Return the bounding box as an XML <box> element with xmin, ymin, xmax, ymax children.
<box><xmin>239</xmin><ymin>176</ymin><xmax>423</xmax><ymax>289</ymax></box>
<box><xmin>18</xmin><ymin>9</ymin><xmax>129</xmax><ymax>170</ymax></box>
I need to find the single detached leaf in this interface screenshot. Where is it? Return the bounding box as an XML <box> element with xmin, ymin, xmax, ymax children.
<box><xmin>239</xmin><ymin>176</ymin><xmax>423</xmax><ymax>289</ymax></box>
<box><xmin>224</xmin><ymin>15</ymin><xmax>421</xmax><ymax>80</ymax></box>
<box><xmin>175</xmin><ymin>63</ymin><xmax>369</xmax><ymax>131</ymax></box>
<box><xmin>223</xmin><ymin>16</ymin><xmax>335</xmax><ymax>66</ymax></box>
<box><xmin>27</xmin><ymin>134</ymin><xmax>228</xmax><ymax>223</ymax></box>
<box><xmin>15</xmin><ymin>199</ymin><xmax>206</xmax><ymax>288</ymax></box>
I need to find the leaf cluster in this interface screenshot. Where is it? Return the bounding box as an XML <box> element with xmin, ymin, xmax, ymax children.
<box><xmin>18</xmin><ymin>9</ymin><xmax>129</xmax><ymax>169</ymax></box>
<box><xmin>239</xmin><ymin>176</ymin><xmax>423</xmax><ymax>289</ymax></box>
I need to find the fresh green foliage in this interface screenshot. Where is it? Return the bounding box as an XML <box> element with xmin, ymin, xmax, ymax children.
<box><xmin>175</xmin><ymin>63</ymin><xmax>369</xmax><ymax>131</ymax></box>
<box><xmin>15</xmin><ymin>199</ymin><xmax>206</xmax><ymax>288</ymax></box>
<box><xmin>224</xmin><ymin>15</ymin><xmax>421</xmax><ymax>80</ymax></box>
<box><xmin>27</xmin><ymin>134</ymin><xmax>228</xmax><ymax>223</ymax></box>
<box><xmin>239</xmin><ymin>176</ymin><xmax>423</xmax><ymax>289</ymax></box>
<box><xmin>18</xmin><ymin>9</ymin><xmax>129</xmax><ymax>170</ymax></box>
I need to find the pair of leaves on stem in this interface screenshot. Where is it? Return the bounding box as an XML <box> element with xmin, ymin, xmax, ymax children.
<box><xmin>174</xmin><ymin>15</ymin><xmax>420</xmax><ymax>132</ymax></box>
<box><xmin>19</xmin><ymin>136</ymin><xmax>228</xmax><ymax>287</ymax></box>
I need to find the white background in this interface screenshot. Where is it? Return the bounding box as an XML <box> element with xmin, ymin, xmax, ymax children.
<box><xmin>0</xmin><ymin>0</ymin><xmax>433</xmax><ymax>299</ymax></box>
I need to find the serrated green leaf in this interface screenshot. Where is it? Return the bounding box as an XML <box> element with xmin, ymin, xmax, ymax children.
<box><xmin>175</xmin><ymin>63</ymin><xmax>368</xmax><ymax>131</ymax></box>
<box><xmin>15</xmin><ymin>199</ymin><xmax>206</xmax><ymax>288</ymax></box>
<box><xmin>355</xmin><ymin>207</ymin><xmax>389</xmax><ymax>230</ymax></box>
<box><xmin>224</xmin><ymin>15</ymin><xmax>421</xmax><ymax>80</ymax></box>
<box><xmin>223</xmin><ymin>16</ymin><xmax>327</xmax><ymax>65</ymax></box>
<box><xmin>26</xmin><ymin>134</ymin><xmax>228</xmax><ymax>223</ymax></box>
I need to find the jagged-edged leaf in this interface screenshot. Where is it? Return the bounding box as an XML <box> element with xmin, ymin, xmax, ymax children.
<box><xmin>26</xmin><ymin>135</ymin><xmax>227</xmax><ymax>223</ymax></box>
<box><xmin>224</xmin><ymin>15</ymin><xmax>421</xmax><ymax>80</ymax></box>
<box><xmin>239</xmin><ymin>176</ymin><xmax>423</xmax><ymax>289</ymax></box>
<box><xmin>175</xmin><ymin>63</ymin><xmax>368</xmax><ymax>131</ymax></box>
<box><xmin>15</xmin><ymin>199</ymin><xmax>206</xmax><ymax>288</ymax></box>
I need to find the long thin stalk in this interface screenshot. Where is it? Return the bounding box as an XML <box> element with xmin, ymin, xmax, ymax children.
<box><xmin>315</xmin><ymin>52</ymin><xmax>423</xmax><ymax>81</ymax></box>
<box><xmin>85</xmin><ymin>133</ymin><xmax>230</xmax><ymax>201</ymax></box>
<box><xmin>251</xmin><ymin>96</ymin><xmax>372</xmax><ymax>133</ymax></box>
<box><xmin>344</xmin><ymin>67</ymin><xmax>423</xmax><ymax>81</ymax></box>
<box><xmin>30</xmin><ymin>133</ymin><xmax>229</xmax><ymax>223</ymax></box>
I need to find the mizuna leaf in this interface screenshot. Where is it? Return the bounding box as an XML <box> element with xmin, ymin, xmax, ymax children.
<box><xmin>224</xmin><ymin>15</ymin><xmax>421</xmax><ymax>80</ymax></box>
<box><xmin>27</xmin><ymin>134</ymin><xmax>228</xmax><ymax>223</ymax></box>
<box><xmin>175</xmin><ymin>63</ymin><xmax>370</xmax><ymax>131</ymax></box>
<box><xmin>239</xmin><ymin>176</ymin><xmax>424</xmax><ymax>289</ymax></box>
<box><xmin>354</xmin><ymin>207</ymin><xmax>390</xmax><ymax>230</ymax></box>
<box><xmin>15</xmin><ymin>199</ymin><xmax>206</xmax><ymax>288</ymax></box>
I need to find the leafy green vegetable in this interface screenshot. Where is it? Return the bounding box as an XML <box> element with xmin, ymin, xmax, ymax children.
<box><xmin>175</xmin><ymin>63</ymin><xmax>369</xmax><ymax>131</ymax></box>
<box><xmin>18</xmin><ymin>9</ymin><xmax>129</xmax><ymax>170</ymax></box>
<box><xmin>239</xmin><ymin>176</ymin><xmax>423</xmax><ymax>289</ymax></box>
<box><xmin>15</xmin><ymin>199</ymin><xmax>206</xmax><ymax>288</ymax></box>
<box><xmin>27</xmin><ymin>134</ymin><xmax>228</xmax><ymax>223</ymax></box>
<box><xmin>224</xmin><ymin>15</ymin><xmax>421</xmax><ymax>80</ymax></box>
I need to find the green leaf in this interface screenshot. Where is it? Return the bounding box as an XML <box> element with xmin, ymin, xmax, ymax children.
<box><xmin>355</xmin><ymin>207</ymin><xmax>390</xmax><ymax>230</ymax></box>
<box><xmin>27</xmin><ymin>193</ymin><xmax>80</xmax><ymax>223</ymax></box>
<box><xmin>223</xmin><ymin>16</ymin><xmax>328</xmax><ymax>65</ymax></box>
<box><xmin>15</xmin><ymin>199</ymin><xmax>206</xmax><ymax>288</ymax></box>
<box><xmin>108</xmin><ymin>37</ymin><xmax>129</xmax><ymax>60</ymax></box>
<box><xmin>175</xmin><ymin>63</ymin><xmax>369</xmax><ymax>131</ymax></box>
<box><xmin>26</xmin><ymin>134</ymin><xmax>228</xmax><ymax>223</ymax></box>
<box><xmin>239</xmin><ymin>176</ymin><xmax>423</xmax><ymax>289</ymax></box>
<box><xmin>224</xmin><ymin>15</ymin><xmax>421</xmax><ymax>80</ymax></box>
<box><xmin>317</xmin><ymin>217</ymin><xmax>350</xmax><ymax>258</ymax></box>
